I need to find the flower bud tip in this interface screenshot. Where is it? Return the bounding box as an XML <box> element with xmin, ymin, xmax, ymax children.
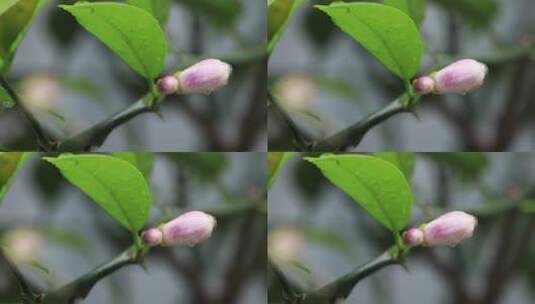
<box><xmin>403</xmin><ymin>228</ymin><xmax>424</xmax><ymax>247</ymax></box>
<box><xmin>161</xmin><ymin>211</ymin><xmax>216</xmax><ymax>247</ymax></box>
<box><xmin>413</xmin><ymin>76</ymin><xmax>435</xmax><ymax>95</ymax></box>
<box><xmin>433</xmin><ymin>59</ymin><xmax>487</xmax><ymax>94</ymax></box>
<box><xmin>176</xmin><ymin>59</ymin><xmax>232</xmax><ymax>95</ymax></box>
<box><xmin>422</xmin><ymin>211</ymin><xmax>477</xmax><ymax>247</ymax></box>
<box><xmin>141</xmin><ymin>228</ymin><xmax>163</xmax><ymax>247</ymax></box>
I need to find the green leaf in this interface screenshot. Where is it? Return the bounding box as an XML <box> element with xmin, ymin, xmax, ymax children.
<box><xmin>0</xmin><ymin>0</ymin><xmax>20</xmax><ymax>16</ymax></box>
<box><xmin>268</xmin><ymin>152</ymin><xmax>295</xmax><ymax>190</ymax></box>
<box><xmin>373</xmin><ymin>152</ymin><xmax>415</xmax><ymax>180</ymax></box>
<box><xmin>60</xmin><ymin>2</ymin><xmax>167</xmax><ymax>79</ymax></box>
<box><xmin>268</xmin><ymin>0</ymin><xmax>305</xmax><ymax>53</ymax></box>
<box><xmin>306</xmin><ymin>154</ymin><xmax>413</xmax><ymax>232</ymax></box>
<box><xmin>384</xmin><ymin>0</ymin><xmax>426</xmax><ymax>25</ymax></box>
<box><xmin>111</xmin><ymin>152</ymin><xmax>154</xmax><ymax>179</ymax></box>
<box><xmin>44</xmin><ymin>154</ymin><xmax>152</xmax><ymax>232</ymax></box>
<box><xmin>0</xmin><ymin>0</ymin><xmax>49</xmax><ymax>73</ymax></box>
<box><xmin>316</xmin><ymin>2</ymin><xmax>423</xmax><ymax>80</ymax></box>
<box><xmin>126</xmin><ymin>0</ymin><xmax>171</xmax><ymax>26</ymax></box>
<box><xmin>0</xmin><ymin>153</ymin><xmax>32</xmax><ymax>205</ymax></box>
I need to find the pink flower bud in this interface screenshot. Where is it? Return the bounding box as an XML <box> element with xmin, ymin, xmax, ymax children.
<box><xmin>157</xmin><ymin>75</ymin><xmax>179</xmax><ymax>95</ymax></box>
<box><xmin>432</xmin><ymin>59</ymin><xmax>487</xmax><ymax>94</ymax></box>
<box><xmin>160</xmin><ymin>211</ymin><xmax>216</xmax><ymax>247</ymax></box>
<box><xmin>412</xmin><ymin>76</ymin><xmax>435</xmax><ymax>95</ymax></box>
<box><xmin>175</xmin><ymin>59</ymin><xmax>232</xmax><ymax>95</ymax></box>
<box><xmin>422</xmin><ymin>211</ymin><xmax>477</xmax><ymax>247</ymax></box>
<box><xmin>402</xmin><ymin>228</ymin><xmax>424</xmax><ymax>247</ymax></box>
<box><xmin>141</xmin><ymin>228</ymin><xmax>163</xmax><ymax>247</ymax></box>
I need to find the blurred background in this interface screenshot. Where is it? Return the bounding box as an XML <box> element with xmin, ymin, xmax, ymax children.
<box><xmin>0</xmin><ymin>0</ymin><xmax>266</xmax><ymax>151</ymax></box>
<box><xmin>0</xmin><ymin>152</ymin><xmax>266</xmax><ymax>303</ymax></box>
<box><xmin>269</xmin><ymin>0</ymin><xmax>535</xmax><ymax>151</ymax></box>
<box><xmin>268</xmin><ymin>152</ymin><xmax>535</xmax><ymax>303</ymax></box>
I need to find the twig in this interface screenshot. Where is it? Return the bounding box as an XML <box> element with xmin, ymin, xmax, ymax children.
<box><xmin>312</xmin><ymin>94</ymin><xmax>416</xmax><ymax>151</ymax></box>
<box><xmin>0</xmin><ymin>76</ymin><xmax>56</xmax><ymax>151</ymax></box>
<box><xmin>268</xmin><ymin>90</ymin><xmax>313</xmax><ymax>151</ymax></box>
<box><xmin>59</xmin><ymin>93</ymin><xmax>160</xmax><ymax>151</ymax></box>
<box><xmin>303</xmin><ymin>246</ymin><xmax>405</xmax><ymax>303</ymax></box>
<box><xmin>43</xmin><ymin>246</ymin><xmax>146</xmax><ymax>304</ymax></box>
<box><xmin>0</xmin><ymin>247</ymin><xmax>44</xmax><ymax>303</ymax></box>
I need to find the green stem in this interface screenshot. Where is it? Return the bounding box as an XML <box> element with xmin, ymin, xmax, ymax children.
<box><xmin>43</xmin><ymin>246</ymin><xmax>147</xmax><ymax>303</ymax></box>
<box><xmin>59</xmin><ymin>93</ymin><xmax>159</xmax><ymax>151</ymax></box>
<box><xmin>0</xmin><ymin>76</ymin><xmax>56</xmax><ymax>151</ymax></box>
<box><xmin>0</xmin><ymin>247</ymin><xmax>43</xmax><ymax>303</ymax></box>
<box><xmin>311</xmin><ymin>94</ymin><xmax>417</xmax><ymax>151</ymax></box>
<box><xmin>302</xmin><ymin>246</ymin><xmax>405</xmax><ymax>303</ymax></box>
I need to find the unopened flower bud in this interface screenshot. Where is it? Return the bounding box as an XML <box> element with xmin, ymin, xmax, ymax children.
<box><xmin>412</xmin><ymin>76</ymin><xmax>434</xmax><ymax>95</ymax></box>
<box><xmin>156</xmin><ymin>75</ymin><xmax>179</xmax><ymax>95</ymax></box>
<box><xmin>160</xmin><ymin>211</ymin><xmax>216</xmax><ymax>247</ymax></box>
<box><xmin>432</xmin><ymin>59</ymin><xmax>487</xmax><ymax>94</ymax></box>
<box><xmin>141</xmin><ymin>228</ymin><xmax>163</xmax><ymax>247</ymax></box>
<box><xmin>422</xmin><ymin>211</ymin><xmax>477</xmax><ymax>247</ymax></box>
<box><xmin>402</xmin><ymin>228</ymin><xmax>424</xmax><ymax>247</ymax></box>
<box><xmin>175</xmin><ymin>59</ymin><xmax>232</xmax><ymax>95</ymax></box>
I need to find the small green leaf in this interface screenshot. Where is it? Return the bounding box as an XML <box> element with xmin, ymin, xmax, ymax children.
<box><xmin>177</xmin><ymin>0</ymin><xmax>242</xmax><ymax>28</ymax></box>
<box><xmin>268</xmin><ymin>152</ymin><xmax>295</xmax><ymax>190</ymax></box>
<box><xmin>373</xmin><ymin>152</ymin><xmax>415</xmax><ymax>180</ymax></box>
<box><xmin>0</xmin><ymin>152</ymin><xmax>32</xmax><ymax>205</ymax></box>
<box><xmin>168</xmin><ymin>153</ymin><xmax>228</xmax><ymax>182</ymax></box>
<box><xmin>0</xmin><ymin>0</ymin><xmax>49</xmax><ymax>73</ymax></box>
<box><xmin>44</xmin><ymin>154</ymin><xmax>152</xmax><ymax>233</ymax></box>
<box><xmin>306</xmin><ymin>154</ymin><xmax>413</xmax><ymax>232</ymax></box>
<box><xmin>126</xmin><ymin>0</ymin><xmax>171</xmax><ymax>26</ymax></box>
<box><xmin>111</xmin><ymin>152</ymin><xmax>154</xmax><ymax>179</ymax></box>
<box><xmin>430</xmin><ymin>0</ymin><xmax>497</xmax><ymax>28</ymax></box>
<box><xmin>268</xmin><ymin>0</ymin><xmax>305</xmax><ymax>53</ymax></box>
<box><xmin>384</xmin><ymin>0</ymin><xmax>426</xmax><ymax>25</ymax></box>
<box><xmin>60</xmin><ymin>2</ymin><xmax>167</xmax><ymax>79</ymax></box>
<box><xmin>423</xmin><ymin>152</ymin><xmax>488</xmax><ymax>182</ymax></box>
<box><xmin>316</xmin><ymin>2</ymin><xmax>423</xmax><ymax>80</ymax></box>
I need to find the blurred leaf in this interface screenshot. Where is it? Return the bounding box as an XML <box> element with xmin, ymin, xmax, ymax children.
<box><xmin>169</xmin><ymin>153</ymin><xmax>228</xmax><ymax>181</ymax></box>
<box><xmin>384</xmin><ymin>0</ymin><xmax>426</xmax><ymax>25</ymax></box>
<box><xmin>111</xmin><ymin>152</ymin><xmax>154</xmax><ymax>179</ymax></box>
<box><xmin>268</xmin><ymin>152</ymin><xmax>295</xmax><ymax>190</ymax></box>
<box><xmin>317</xmin><ymin>2</ymin><xmax>423</xmax><ymax>80</ymax></box>
<box><xmin>304</xmin><ymin>228</ymin><xmax>351</xmax><ymax>254</ymax></box>
<box><xmin>176</xmin><ymin>0</ymin><xmax>242</xmax><ymax>28</ymax></box>
<box><xmin>60</xmin><ymin>2</ymin><xmax>167</xmax><ymax>79</ymax></box>
<box><xmin>43</xmin><ymin>227</ymin><xmax>90</xmax><ymax>256</ymax></box>
<box><xmin>313</xmin><ymin>75</ymin><xmax>360</xmax><ymax>101</ymax></box>
<box><xmin>0</xmin><ymin>0</ymin><xmax>49</xmax><ymax>73</ymax></box>
<box><xmin>126</xmin><ymin>0</ymin><xmax>171</xmax><ymax>26</ymax></box>
<box><xmin>430</xmin><ymin>0</ymin><xmax>497</xmax><ymax>28</ymax></box>
<box><xmin>59</xmin><ymin>75</ymin><xmax>104</xmax><ymax>100</ymax></box>
<box><xmin>423</xmin><ymin>152</ymin><xmax>488</xmax><ymax>182</ymax></box>
<box><xmin>44</xmin><ymin>154</ymin><xmax>152</xmax><ymax>233</ymax></box>
<box><xmin>28</xmin><ymin>260</ymin><xmax>50</xmax><ymax>275</ymax></box>
<box><xmin>32</xmin><ymin>154</ymin><xmax>65</xmax><ymax>201</ymax></box>
<box><xmin>0</xmin><ymin>153</ymin><xmax>31</xmax><ymax>205</ymax></box>
<box><xmin>306</xmin><ymin>154</ymin><xmax>413</xmax><ymax>233</ymax></box>
<box><xmin>294</xmin><ymin>156</ymin><xmax>327</xmax><ymax>201</ymax></box>
<box><xmin>521</xmin><ymin>199</ymin><xmax>535</xmax><ymax>214</ymax></box>
<box><xmin>373</xmin><ymin>152</ymin><xmax>415</xmax><ymax>180</ymax></box>
<box><xmin>1</xmin><ymin>86</ymin><xmax>14</xmax><ymax>110</ymax></box>
<box><xmin>47</xmin><ymin>0</ymin><xmax>81</xmax><ymax>47</ymax></box>
<box><xmin>268</xmin><ymin>0</ymin><xmax>305</xmax><ymax>53</ymax></box>
<box><xmin>304</xmin><ymin>0</ymin><xmax>337</xmax><ymax>51</ymax></box>
<box><xmin>0</xmin><ymin>0</ymin><xmax>20</xmax><ymax>16</ymax></box>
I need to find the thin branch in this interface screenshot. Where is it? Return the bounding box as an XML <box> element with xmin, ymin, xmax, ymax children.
<box><xmin>0</xmin><ymin>76</ymin><xmax>56</xmax><ymax>151</ymax></box>
<box><xmin>303</xmin><ymin>246</ymin><xmax>405</xmax><ymax>303</ymax></box>
<box><xmin>0</xmin><ymin>247</ymin><xmax>43</xmax><ymax>303</ymax></box>
<box><xmin>59</xmin><ymin>93</ymin><xmax>160</xmax><ymax>151</ymax></box>
<box><xmin>312</xmin><ymin>94</ymin><xmax>416</xmax><ymax>151</ymax></box>
<box><xmin>43</xmin><ymin>246</ymin><xmax>146</xmax><ymax>304</ymax></box>
<box><xmin>268</xmin><ymin>90</ymin><xmax>313</xmax><ymax>151</ymax></box>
